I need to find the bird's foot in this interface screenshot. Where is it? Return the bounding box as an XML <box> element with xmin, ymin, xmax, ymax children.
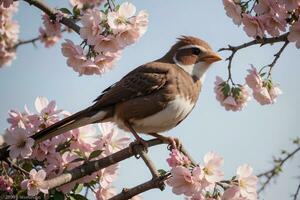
<box><xmin>148</xmin><ymin>133</ymin><xmax>181</xmax><ymax>150</ymax></box>
<box><xmin>129</xmin><ymin>138</ymin><xmax>149</xmax><ymax>158</ymax></box>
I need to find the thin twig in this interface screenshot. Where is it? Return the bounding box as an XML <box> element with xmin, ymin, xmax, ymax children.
<box><xmin>109</xmin><ymin>173</ymin><xmax>170</xmax><ymax>200</ymax></box>
<box><xmin>13</xmin><ymin>37</ymin><xmax>40</xmax><ymax>49</ymax></box>
<box><xmin>257</xmin><ymin>146</ymin><xmax>300</xmax><ymax>193</ymax></box>
<box><xmin>219</xmin><ymin>33</ymin><xmax>289</xmax><ymax>84</ymax></box>
<box><xmin>293</xmin><ymin>179</ymin><xmax>300</xmax><ymax>200</ymax></box>
<box><xmin>267</xmin><ymin>41</ymin><xmax>289</xmax><ymax>79</ymax></box>
<box><xmin>4</xmin><ymin>158</ymin><xmax>29</xmax><ymax>175</ymax></box>
<box><xmin>107</xmin><ymin>0</ymin><xmax>115</xmax><ymax>12</ymax></box>
<box><xmin>22</xmin><ymin>0</ymin><xmax>80</xmax><ymax>34</ymax></box>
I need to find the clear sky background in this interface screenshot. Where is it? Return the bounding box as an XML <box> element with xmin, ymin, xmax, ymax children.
<box><xmin>0</xmin><ymin>1</ymin><xmax>299</xmax><ymax>199</ymax></box>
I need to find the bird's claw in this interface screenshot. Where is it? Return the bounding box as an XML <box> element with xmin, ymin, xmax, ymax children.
<box><xmin>129</xmin><ymin>138</ymin><xmax>149</xmax><ymax>159</ymax></box>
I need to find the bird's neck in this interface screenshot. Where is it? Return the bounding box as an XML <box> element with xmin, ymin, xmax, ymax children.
<box><xmin>173</xmin><ymin>56</ymin><xmax>209</xmax><ymax>85</ymax></box>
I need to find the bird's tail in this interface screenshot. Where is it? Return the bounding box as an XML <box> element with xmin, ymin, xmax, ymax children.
<box><xmin>32</xmin><ymin>106</ymin><xmax>110</xmax><ymax>144</ymax></box>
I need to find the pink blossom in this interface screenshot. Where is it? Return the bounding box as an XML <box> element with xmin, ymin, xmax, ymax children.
<box><xmin>7</xmin><ymin>110</ymin><xmax>31</xmax><ymax>129</ymax></box>
<box><xmin>98</xmin><ymin>122</ymin><xmax>130</xmax><ymax>155</ymax></box>
<box><xmin>0</xmin><ymin>0</ymin><xmax>13</xmax><ymax>8</ymax></box>
<box><xmin>245</xmin><ymin>66</ymin><xmax>282</xmax><ymax>105</ymax></box>
<box><xmin>95</xmin><ymin>187</ymin><xmax>117</xmax><ymax>200</ymax></box>
<box><xmin>222</xmin><ymin>0</ymin><xmax>242</xmax><ymax>25</ymax></box>
<box><xmin>80</xmin><ymin>9</ymin><xmax>105</xmax><ymax>45</ymax></box>
<box><xmin>167</xmin><ymin>149</ymin><xmax>191</xmax><ymax>167</ymax></box>
<box><xmin>21</xmin><ymin>169</ymin><xmax>49</xmax><ymax>196</ymax></box>
<box><xmin>61</xmin><ymin>151</ymin><xmax>81</xmax><ymax>170</ymax></box>
<box><xmin>167</xmin><ymin>166</ymin><xmax>202</xmax><ymax>196</ymax></box>
<box><xmin>260</xmin><ymin>14</ymin><xmax>286</xmax><ymax>37</ymax></box>
<box><xmin>222</xmin><ymin>165</ymin><xmax>258</xmax><ymax>200</ymax></box>
<box><xmin>214</xmin><ymin>76</ymin><xmax>250</xmax><ymax>111</ymax></box>
<box><xmin>34</xmin><ymin>96</ymin><xmax>62</xmax><ymax>127</ymax></box>
<box><xmin>69</xmin><ymin>0</ymin><xmax>104</xmax><ymax>9</ymax></box>
<box><xmin>242</xmin><ymin>14</ymin><xmax>265</xmax><ymax>38</ymax></box>
<box><xmin>94</xmin><ymin>35</ymin><xmax>120</xmax><ymax>53</ymax></box>
<box><xmin>279</xmin><ymin>0</ymin><xmax>300</xmax><ymax>11</ymax></box>
<box><xmin>39</xmin><ymin>27</ymin><xmax>60</xmax><ymax>48</ymax></box>
<box><xmin>42</xmin><ymin>14</ymin><xmax>61</xmax><ymax>37</ymax></box>
<box><xmin>45</xmin><ymin>152</ymin><xmax>63</xmax><ymax>175</ymax></box>
<box><xmin>98</xmin><ymin>164</ymin><xmax>119</xmax><ymax>188</ymax></box>
<box><xmin>107</xmin><ymin>2</ymin><xmax>136</xmax><ymax>33</ymax></box>
<box><xmin>32</xmin><ymin>139</ymin><xmax>56</xmax><ymax>161</ymax></box>
<box><xmin>288</xmin><ymin>20</ymin><xmax>300</xmax><ymax>49</ymax></box>
<box><xmin>61</xmin><ymin>39</ymin><xmax>86</xmax><ymax>70</ymax></box>
<box><xmin>0</xmin><ymin>176</ymin><xmax>13</xmax><ymax>193</ymax></box>
<box><xmin>4</xmin><ymin>128</ymin><xmax>34</xmax><ymax>159</ymax></box>
<box><xmin>201</xmin><ymin>152</ymin><xmax>224</xmax><ymax>185</ymax></box>
<box><xmin>94</xmin><ymin>51</ymin><xmax>120</xmax><ymax>73</ymax></box>
<box><xmin>70</xmin><ymin>125</ymin><xmax>97</xmax><ymax>153</ymax></box>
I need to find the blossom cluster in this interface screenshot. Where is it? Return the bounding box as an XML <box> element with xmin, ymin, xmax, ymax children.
<box><xmin>223</xmin><ymin>0</ymin><xmax>300</xmax><ymax>48</ymax></box>
<box><xmin>69</xmin><ymin>0</ymin><xmax>105</xmax><ymax>10</ymax></box>
<box><xmin>166</xmin><ymin>149</ymin><xmax>258</xmax><ymax>200</ymax></box>
<box><xmin>214</xmin><ymin>65</ymin><xmax>282</xmax><ymax>111</ymax></box>
<box><xmin>0</xmin><ymin>1</ymin><xmax>19</xmax><ymax>67</ymax></box>
<box><xmin>39</xmin><ymin>13</ymin><xmax>64</xmax><ymax>48</ymax></box>
<box><xmin>214</xmin><ymin>77</ymin><xmax>250</xmax><ymax>111</ymax></box>
<box><xmin>2</xmin><ymin>96</ymin><xmax>134</xmax><ymax>199</ymax></box>
<box><xmin>61</xmin><ymin>2</ymin><xmax>148</xmax><ymax>75</ymax></box>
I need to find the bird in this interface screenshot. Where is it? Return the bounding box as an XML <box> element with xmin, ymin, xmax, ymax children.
<box><xmin>32</xmin><ymin>36</ymin><xmax>222</xmax><ymax>148</ymax></box>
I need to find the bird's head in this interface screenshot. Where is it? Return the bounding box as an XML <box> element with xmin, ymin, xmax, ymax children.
<box><xmin>163</xmin><ymin>36</ymin><xmax>222</xmax><ymax>81</ymax></box>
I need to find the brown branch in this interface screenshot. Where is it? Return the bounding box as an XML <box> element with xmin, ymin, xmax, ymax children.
<box><xmin>267</xmin><ymin>41</ymin><xmax>289</xmax><ymax>79</ymax></box>
<box><xmin>218</xmin><ymin>33</ymin><xmax>289</xmax><ymax>84</ymax></box>
<box><xmin>5</xmin><ymin>158</ymin><xmax>29</xmax><ymax>175</ymax></box>
<box><xmin>14</xmin><ymin>36</ymin><xmax>40</xmax><ymax>49</ymax></box>
<box><xmin>257</xmin><ymin>145</ymin><xmax>300</xmax><ymax>193</ymax></box>
<box><xmin>109</xmin><ymin>174</ymin><xmax>170</xmax><ymax>200</ymax></box>
<box><xmin>43</xmin><ymin>139</ymin><xmax>163</xmax><ymax>189</ymax></box>
<box><xmin>22</xmin><ymin>0</ymin><xmax>80</xmax><ymax>34</ymax></box>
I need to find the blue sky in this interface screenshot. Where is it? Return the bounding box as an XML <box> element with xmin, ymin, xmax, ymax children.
<box><xmin>0</xmin><ymin>1</ymin><xmax>299</xmax><ymax>199</ymax></box>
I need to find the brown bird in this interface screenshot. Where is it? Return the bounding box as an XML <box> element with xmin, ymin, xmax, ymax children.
<box><xmin>32</xmin><ymin>36</ymin><xmax>222</xmax><ymax>148</ymax></box>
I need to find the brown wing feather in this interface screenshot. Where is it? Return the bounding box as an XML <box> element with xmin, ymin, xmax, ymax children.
<box><xmin>92</xmin><ymin>63</ymin><xmax>169</xmax><ymax>109</ymax></box>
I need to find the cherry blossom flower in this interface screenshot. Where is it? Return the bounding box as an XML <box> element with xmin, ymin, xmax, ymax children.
<box><xmin>261</xmin><ymin>14</ymin><xmax>286</xmax><ymax>37</ymax></box>
<box><xmin>21</xmin><ymin>169</ymin><xmax>49</xmax><ymax>196</ymax></box>
<box><xmin>39</xmin><ymin>27</ymin><xmax>60</xmax><ymax>48</ymax></box>
<box><xmin>4</xmin><ymin>128</ymin><xmax>34</xmax><ymax>159</ymax></box>
<box><xmin>94</xmin><ymin>35</ymin><xmax>121</xmax><ymax>53</ymax></box>
<box><xmin>167</xmin><ymin>149</ymin><xmax>191</xmax><ymax>167</ymax></box>
<box><xmin>279</xmin><ymin>0</ymin><xmax>300</xmax><ymax>11</ymax></box>
<box><xmin>288</xmin><ymin>20</ymin><xmax>300</xmax><ymax>49</ymax></box>
<box><xmin>223</xmin><ymin>164</ymin><xmax>258</xmax><ymax>200</ymax></box>
<box><xmin>222</xmin><ymin>0</ymin><xmax>242</xmax><ymax>25</ymax></box>
<box><xmin>70</xmin><ymin>125</ymin><xmax>98</xmax><ymax>153</ymax></box>
<box><xmin>107</xmin><ymin>2</ymin><xmax>136</xmax><ymax>34</ymax></box>
<box><xmin>214</xmin><ymin>76</ymin><xmax>250</xmax><ymax>111</ymax></box>
<box><xmin>167</xmin><ymin>166</ymin><xmax>202</xmax><ymax>196</ymax></box>
<box><xmin>34</xmin><ymin>96</ymin><xmax>62</xmax><ymax>127</ymax></box>
<box><xmin>61</xmin><ymin>151</ymin><xmax>81</xmax><ymax>170</ymax></box>
<box><xmin>242</xmin><ymin>14</ymin><xmax>265</xmax><ymax>38</ymax></box>
<box><xmin>245</xmin><ymin>66</ymin><xmax>282</xmax><ymax>105</ymax></box>
<box><xmin>98</xmin><ymin>122</ymin><xmax>130</xmax><ymax>155</ymax></box>
<box><xmin>0</xmin><ymin>176</ymin><xmax>13</xmax><ymax>193</ymax></box>
<box><xmin>41</xmin><ymin>14</ymin><xmax>61</xmax><ymax>37</ymax></box>
<box><xmin>201</xmin><ymin>152</ymin><xmax>224</xmax><ymax>185</ymax></box>
<box><xmin>7</xmin><ymin>109</ymin><xmax>31</xmax><ymax>129</ymax></box>
<box><xmin>0</xmin><ymin>0</ymin><xmax>13</xmax><ymax>8</ymax></box>
<box><xmin>98</xmin><ymin>164</ymin><xmax>119</xmax><ymax>188</ymax></box>
<box><xmin>80</xmin><ymin>9</ymin><xmax>105</xmax><ymax>45</ymax></box>
<box><xmin>95</xmin><ymin>187</ymin><xmax>117</xmax><ymax>200</ymax></box>
<box><xmin>32</xmin><ymin>139</ymin><xmax>56</xmax><ymax>161</ymax></box>
<box><xmin>69</xmin><ymin>0</ymin><xmax>104</xmax><ymax>10</ymax></box>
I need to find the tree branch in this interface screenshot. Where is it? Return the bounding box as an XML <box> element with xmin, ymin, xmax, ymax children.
<box><xmin>22</xmin><ymin>0</ymin><xmax>80</xmax><ymax>34</ymax></box>
<box><xmin>257</xmin><ymin>145</ymin><xmax>300</xmax><ymax>193</ymax></box>
<box><xmin>43</xmin><ymin>139</ymin><xmax>163</xmax><ymax>190</ymax></box>
<box><xmin>109</xmin><ymin>174</ymin><xmax>170</xmax><ymax>200</ymax></box>
<box><xmin>218</xmin><ymin>33</ymin><xmax>289</xmax><ymax>84</ymax></box>
<box><xmin>267</xmin><ymin>41</ymin><xmax>289</xmax><ymax>78</ymax></box>
<box><xmin>293</xmin><ymin>179</ymin><xmax>300</xmax><ymax>200</ymax></box>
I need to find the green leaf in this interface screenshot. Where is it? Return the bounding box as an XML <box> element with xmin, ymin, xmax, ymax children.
<box><xmin>50</xmin><ymin>191</ymin><xmax>65</xmax><ymax>200</ymax></box>
<box><xmin>222</xmin><ymin>84</ymin><xmax>230</xmax><ymax>97</ymax></box>
<box><xmin>89</xmin><ymin>150</ymin><xmax>103</xmax><ymax>160</ymax></box>
<box><xmin>72</xmin><ymin>6</ymin><xmax>81</xmax><ymax>18</ymax></box>
<box><xmin>260</xmin><ymin>72</ymin><xmax>266</xmax><ymax>77</ymax></box>
<box><xmin>158</xmin><ymin>169</ymin><xmax>167</xmax><ymax>176</ymax></box>
<box><xmin>70</xmin><ymin>194</ymin><xmax>89</xmax><ymax>200</ymax></box>
<box><xmin>59</xmin><ymin>8</ymin><xmax>72</xmax><ymax>15</ymax></box>
<box><xmin>74</xmin><ymin>183</ymin><xmax>84</xmax><ymax>194</ymax></box>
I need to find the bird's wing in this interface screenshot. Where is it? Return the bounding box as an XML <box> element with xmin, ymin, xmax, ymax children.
<box><xmin>92</xmin><ymin>63</ymin><xmax>169</xmax><ymax>108</ymax></box>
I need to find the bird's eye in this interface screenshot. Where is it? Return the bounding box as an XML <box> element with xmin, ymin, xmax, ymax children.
<box><xmin>191</xmin><ymin>48</ymin><xmax>201</xmax><ymax>55</ymax></box>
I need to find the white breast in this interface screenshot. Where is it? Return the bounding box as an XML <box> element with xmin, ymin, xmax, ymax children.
<box><xmin>130</xmin><ymin>95</ymin><xmax>195</xmax><ymax>133</ymax></box>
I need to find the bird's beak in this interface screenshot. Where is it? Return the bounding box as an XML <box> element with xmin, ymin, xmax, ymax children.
<box><xmin>200</xmin><ymin>51</ymin><xmax>222</xmax><ymax>63</ymax></box>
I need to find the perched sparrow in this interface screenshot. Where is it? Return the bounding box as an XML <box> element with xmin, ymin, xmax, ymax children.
<box><xmin>33</xmin><ymin>36</ymin><xmax>222</xmax><ymax>147</ymax></box>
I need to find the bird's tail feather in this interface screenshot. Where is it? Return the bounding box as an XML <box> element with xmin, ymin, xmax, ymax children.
<box><xmin>32</xmin><ymin>107</ymin><xmax>108</xmax><ymax>144</ymax></box>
